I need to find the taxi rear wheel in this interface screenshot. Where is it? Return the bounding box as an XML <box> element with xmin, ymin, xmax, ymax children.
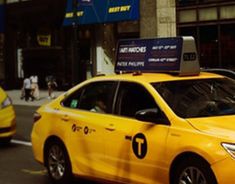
<box><xmin>172</xmin><ymin>157</ymin><xmax>217</xmax><ymax>184</ymax></box>
<box><xmin>45</xmin><ymin>140</ymin><xmax>73</xmax><ymax>184</ymax></box>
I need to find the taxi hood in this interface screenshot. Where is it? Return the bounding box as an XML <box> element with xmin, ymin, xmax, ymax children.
<box><xmin>187</xmin><ymin>115</ymin><xmax>235</xmax><ymax>139</ymax></box>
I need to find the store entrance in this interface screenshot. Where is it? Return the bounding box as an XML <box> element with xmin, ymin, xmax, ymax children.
<box><xmin>22</xmin><ymin>48</ymin><xmax>64</xmax><ymax>89</ymax></box>
<box><xmin>79</xmin><ymin>40</ymin><xmax>92</xmax><ymax>81</ymax></box>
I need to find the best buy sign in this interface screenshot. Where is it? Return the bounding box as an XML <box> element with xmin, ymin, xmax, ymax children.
<box><xmin>63</xmin><ymin>0</ymin><xmax>140</xmax><ymax>25</ymax></box>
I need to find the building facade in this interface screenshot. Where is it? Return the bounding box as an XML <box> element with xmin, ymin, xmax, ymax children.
<box><xmin>4</xmin><ymin>0</ymin><xmax>68</xmax><ymax>89</ymax></box>
<box><xmin>2</xmin><ymin>0</ymin><xmax>175</xmax><ymax>89</ymax></box>
<box><xmin>177</xmin><ymin>0</ymin><xmax>235</xmax><ymax>69</ymax></box>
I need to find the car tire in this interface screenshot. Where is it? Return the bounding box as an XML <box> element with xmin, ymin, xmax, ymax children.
<box><xmin>45</xmin><ymin>140</ymin><xmax>73</xmax><ymax>184</ymax></box>
<box><xmin>172</xmin><ymin>157</ymin><xmax>217</xmax><ymax>184</ymax></box>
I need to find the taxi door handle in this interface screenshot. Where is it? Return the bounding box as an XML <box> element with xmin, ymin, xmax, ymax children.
<box><xmin>125</xmin><ymin>135</ymin><xmax>132</xmax><ymax>141</ymax></box>
<box><xmin>105</xmin><ymin>124</ymin><xmax>115</xmax><ymax>131</ymax></box>
<box><xmin>61</xmin><ymin>115</ymin><xmax>69</xmax><ymax>121</ymax></box>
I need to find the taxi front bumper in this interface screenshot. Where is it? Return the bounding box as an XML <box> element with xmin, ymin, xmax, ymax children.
<box><xmin>31</xmin><ymin>125</ymin><xmax>45</xmax><ymax>165</ymax></box>
<box><xmin>212</xmin><ymin>157</ymin><xmax>235</xmax><ymax>184</ymax></box>
<box><xmin>0</xmin><ymin>106</ymin><xmax>16</xmax><ymax>138</ymax></box>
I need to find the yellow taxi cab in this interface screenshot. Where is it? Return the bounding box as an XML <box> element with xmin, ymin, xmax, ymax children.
<box><xmin>0</xmin><ymin>87</ymin><xmax>16</xmax><ymax>144</ymax></box>
<box><xmin>31</xmin><ymin>37</ymin><xmax>235</xmax><ymax>184</ymax></box>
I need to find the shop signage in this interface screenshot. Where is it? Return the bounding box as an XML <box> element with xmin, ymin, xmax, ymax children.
<box><xmin>37</xmin><ymin>35</ymin><xmax>51</xmax><ymax>47</ymax></box>
<box><xmin>63</xmin><ymin>0</ymin><xmax>139</xmax><ymax>26</ymax></box>
<box><xmin>115</xmin><ymin>37</ymin><xmax>200</xmax><ymax>76</ymax></box>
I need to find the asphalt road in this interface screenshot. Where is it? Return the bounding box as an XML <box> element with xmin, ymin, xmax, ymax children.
<box><xmin>14</xmin><ymin>105</ymin><xmax>37</xmax><ymax>142</ymax></box>
<box><xmin>0</xmin><ymin>143</ymin><xmax>50</xmax><ymax>184</ymax></box>
<box><xmin>0</xmin><ymin>105</ymin><xmax>49</xmax><ymax>184</ymax></box>
<box><xmin>0</xmin><ymin>105</ymin><xmax>95</xmax><ymax>184</ymax></box>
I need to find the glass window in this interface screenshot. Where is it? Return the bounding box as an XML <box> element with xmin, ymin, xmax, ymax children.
<box><xmin>178</xmin><ymin>0</ymin><xmax>197</xmax><ymax>6</ymax></box>
<box><xmin>220</xmin><ymin>6</ymin><xmax>235</xmax><ymax>19</ymax></box>
<box><xmin>115</xmin><ymin>82</ymin><xmax>158</xmax><ymax>118</ymax></box>
<box><xmin>62</xmin><ymin>89</ymin><xmax>83</xmax><ymax>109</ymax></box>
<box><xmin>152</xmin><ymin>78</ymin><xmax>235</xmax><ymax>118</ymax></box>
<box><xmin>199</xmin><ymin>8</ymin><xmax>218</xmax><ymax>21</ymax></box>
<box><xmin>179</xmin><ymin>10</ymin><xmax>197</xmax><ymax>23</ymax></box>
<box><xmin>199</xmin><ymin>0</ymin><xmax>222</xmax><ymax>3</ymax></box>
<box><xmin>62</xmin><ymin>81</ymin><xmax>117</xmax><ymax>114</ymax></box>
<box><xmin>221</xmin><ymin>24</ymin><xmax>235</xmax><ymax>69</ymax></box>
<box><xmin>199</xmin><ymin>26</ymin><xmax>219</xmax><ymax>67</ymax></box>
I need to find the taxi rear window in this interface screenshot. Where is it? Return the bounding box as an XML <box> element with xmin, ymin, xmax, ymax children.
<box><xmin>152</xmin><ymin>78</ymin><xmax>235</xmax><ymax>118</ymax></box>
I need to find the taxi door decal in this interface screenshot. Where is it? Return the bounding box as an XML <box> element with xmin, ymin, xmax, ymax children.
<box><xmin>132</xmin><ymin>133</ymin><xmax>147</xmax><ymax>159</ymax></box>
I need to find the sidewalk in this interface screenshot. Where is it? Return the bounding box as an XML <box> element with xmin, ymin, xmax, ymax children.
<box><xmin>6</xmin><ymin>90</ymin><xmax>65</xmax><ymax>107</ymax></box>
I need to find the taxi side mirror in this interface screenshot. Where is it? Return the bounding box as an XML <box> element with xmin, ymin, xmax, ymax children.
<box><xmin>135</xmin><ymin>108</ymin><xmax>170</xmax><ymax>125</ymax></box>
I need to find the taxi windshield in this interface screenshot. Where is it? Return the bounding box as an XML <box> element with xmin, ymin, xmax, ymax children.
<box><xmin>152</xmin><ymin>78</ymin><xmax>235</xmax><ymax>118</ymax></box>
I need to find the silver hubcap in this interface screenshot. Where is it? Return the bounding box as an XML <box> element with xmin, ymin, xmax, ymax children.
<box><xmin>179</xmin><ymin>166</ymin><xmax>207</xmax><ymax>184</ymax></box>
<box><xmin>48</xmin><ymin>144</ymin><xmax>66</xmax><ymax>180</ymax></box>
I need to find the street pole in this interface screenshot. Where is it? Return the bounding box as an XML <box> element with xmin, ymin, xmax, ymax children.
<box><xmin>72</xmin><ymin>0</ymin><xmax>80</xmax><ymax>86</ymax></box>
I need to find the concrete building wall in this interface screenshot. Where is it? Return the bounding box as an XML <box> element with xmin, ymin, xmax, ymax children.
<box><xmin>140</xmin><ymin>0</ymin><xmax>157</xmax><ymax>38</ymax></box>
<box><xmin>140</xmin><ymin>0</ymin><xmax>176</xmax><ymax>38</ymax></box>
<box><xmin>156</xmin><ymin>0</ymin><xmax>176</xmax><ymax>37</ymax></box>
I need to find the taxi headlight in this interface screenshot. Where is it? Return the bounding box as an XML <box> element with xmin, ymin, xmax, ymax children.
<box><xmin>1</xmin><ymin>96</ymin><xmax>12</xmax><ymax>109</ymax></box>
<box><xmin>222</xmin><ymin>143</ymin><xmax>235</xmax><ymax>159</ymax></box>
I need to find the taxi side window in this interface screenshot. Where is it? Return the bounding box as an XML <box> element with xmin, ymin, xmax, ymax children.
<box><xmin>79</xmin><ymin>81</ymin><xmax>116</xmax><ymax>114</ymax></box>
<box><xmin>115</xmin><ymin>82</ymin><xmax>158</xmax><ymax>118</ymax></box>
<box><xmin>62</xmin><ymin>89</ymin><xmax>83</xmax><ymax>109</ymax></box>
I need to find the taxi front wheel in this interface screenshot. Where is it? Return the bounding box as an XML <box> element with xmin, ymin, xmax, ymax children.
<box><xmin>45</xmin><ymin>140</ymin><xmax>73</xmax><ymax>184</ymax></box>
<box><xmin>172</xmin><ymin>157</ymin><xmax>217</xmax><ymax>184</ymax></box>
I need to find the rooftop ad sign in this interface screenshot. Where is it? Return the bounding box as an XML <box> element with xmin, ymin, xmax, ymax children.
<box><xmin>63</xmin><ymin>0</ymin><xmax>140</xmax><ymax>26</ymax></box>
<box><xmin>115</xmin><ymin>37</ymin><xmax>200</xmax><ymax>76</ymax></box>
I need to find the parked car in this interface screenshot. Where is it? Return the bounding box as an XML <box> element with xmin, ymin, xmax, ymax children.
<box><xmin>0</xmin><ymin>87</ymin><xmax>16</xmax><ymax>144</ymax></box>
<box><xmin>31</xmin><ymin>72</ymin><xmax>235</xmax><ymax>184</ymax></box>
<box><xmin>201</xmin><ymin>68</ymin><xmax>235</xmax><ymax>79</ymax></box>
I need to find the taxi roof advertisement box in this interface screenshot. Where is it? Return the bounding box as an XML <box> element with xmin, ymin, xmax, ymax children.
<box><xmin>115</xmin><ymin>37</ymin><xmax>200</xmax><ymax>76</ymax></box>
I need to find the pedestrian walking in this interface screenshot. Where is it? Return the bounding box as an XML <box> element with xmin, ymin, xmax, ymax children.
<box><xmin>30</xmin><ymin>75</ymin><xmax>40</xmax><ymax>100</ymax></box>
<box><xmin>23</xmin><ymin>77</ymin><xmax>34</xmax><ymax>101</ymax></box>
<box><xmin>46</xmin><ymin>75</ymin><xmax>58</xmax><ymax>99</ymax></box>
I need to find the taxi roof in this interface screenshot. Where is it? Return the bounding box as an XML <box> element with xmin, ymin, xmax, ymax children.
<box><xmin>91</xmin><ymin>72</ymin><xmax>224</xmax><ymax>84</ymax></box>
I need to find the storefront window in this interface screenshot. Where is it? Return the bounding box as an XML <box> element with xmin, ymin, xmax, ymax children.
<box><xmin>221</xmin><ymin>24</ymin><xmax>235</xmax><ymax>69</ymax></box>
<box><xmin>179</xmin><ymin>10</ymin><xmax>197</xmax><ymax>23</ymax></box>
<box><xmin>199</xmin><ymin>8</ymin><xmax>218</xmax><ymax>21</ymax></box>
<box><xmin>220</xmin><ymin>6</ymin><xmax>235</xmax><ymax>19</ymax></box>
<box><xmin>199</xmin><ymin>26</ymin><xmax>219</xmax><ymax>68</ymax></box>
<box><xmin>179</xmin><ymin>27</ymin><xmax>198</xmax><ymax>41</ymax></box>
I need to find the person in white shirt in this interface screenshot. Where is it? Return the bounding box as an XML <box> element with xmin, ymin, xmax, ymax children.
<box><xmin>90</xmin><ymin>94</ymin><xmax>107</xmax><ymax>113</ymax></box>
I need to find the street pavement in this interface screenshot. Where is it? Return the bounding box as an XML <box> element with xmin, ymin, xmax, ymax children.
<box><xmin>6</xmin><ymin>89</ymin><xmax>65</xmax><ymax>107</ymax></box>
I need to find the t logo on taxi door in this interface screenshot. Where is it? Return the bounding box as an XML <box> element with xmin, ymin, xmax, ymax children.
<box><xmin>132</xmin><ymin>133</ymin><xmax>147</xmax><ymax>159</ymax></box>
